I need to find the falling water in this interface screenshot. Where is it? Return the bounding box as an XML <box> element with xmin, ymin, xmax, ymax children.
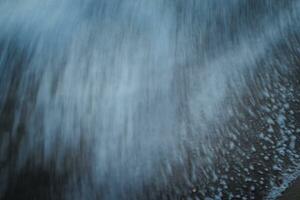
<box><xmin>0</xmin><ymin>0</ymin><xmax>300</xmax><ymax>199</ymax></box>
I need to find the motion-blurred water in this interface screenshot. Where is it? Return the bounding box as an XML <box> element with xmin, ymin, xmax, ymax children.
<box><xmin>0</xmin><ymin>0</ymin><xmax>300</xmax><ymax>199</ymax></box>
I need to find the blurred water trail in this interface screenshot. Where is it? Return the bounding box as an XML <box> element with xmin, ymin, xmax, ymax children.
<box><xmin>0</xmin><ymin>1</ymin><xmax>300</xmax><ymax>199</ymax></box>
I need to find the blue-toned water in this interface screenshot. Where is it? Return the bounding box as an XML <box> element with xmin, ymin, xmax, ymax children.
<box><xmin>0</xmin><ymin>1</ymin><xmax>300</xmax><ymax>199</ymax></box>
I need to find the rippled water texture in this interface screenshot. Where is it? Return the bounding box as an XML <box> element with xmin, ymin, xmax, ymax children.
<box><xmin>0</xmin><ymin>0</ymin><xmax>300</xmax><ymax>199</ymax></box>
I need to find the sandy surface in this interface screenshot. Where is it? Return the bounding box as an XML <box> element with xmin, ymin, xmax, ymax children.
<box><xmin>279</xmin><ymin>177</ymin><xmax>300</xmax><ymax>200</ymax></box>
